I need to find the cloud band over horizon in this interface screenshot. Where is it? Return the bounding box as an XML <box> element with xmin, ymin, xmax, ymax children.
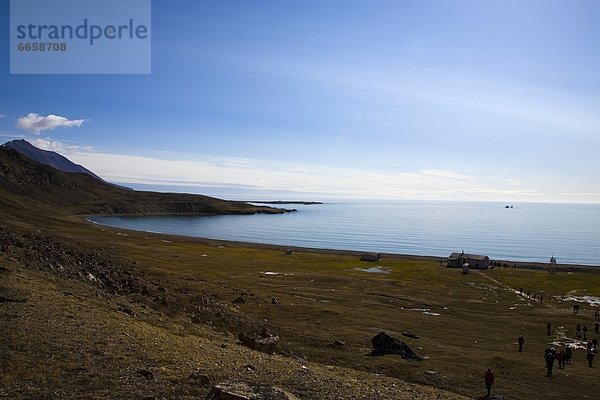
<box><xmin>25</xmin><ymin>137</ymin><xmax>597</xmax><ymax>204</ymax></box>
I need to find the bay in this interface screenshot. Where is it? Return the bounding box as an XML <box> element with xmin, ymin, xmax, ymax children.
<box><xmin>89</xmin><ymin>200</ymin><xmax>600</xmax><ymax>266</ymax></box>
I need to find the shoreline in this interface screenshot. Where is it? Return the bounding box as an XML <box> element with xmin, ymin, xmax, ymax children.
<box><xmin>82</xmin><ymin>215</ymin><xmax>600</xmax><ymax>272</ymax></box>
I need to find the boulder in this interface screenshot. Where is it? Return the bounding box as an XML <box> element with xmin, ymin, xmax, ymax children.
<box><xmin>402</xmin><ymin>331</ymin><xmax>421</xmax><ymax>339</ymax></box>
<box><xmin>188</xmin><ymin>369</ymin><xmax>211</xmax><ymax>385</ymax></box>
<box><xmin>238</xmin><ymin>330</ymin><xmax>279</xmax><ymax>353</ymax></box>
<box><xmin>117</xmin><ymin>304</ymin><xmax>135</xmax><ymax>316</ymax></box>
<box><xmin>206</xmin><ymin>381</ymin><xmax>298</xmax><ymax>400</ymax></box>
<box><xmin>138</xmin><ymin>369</ymin><xmax>155</xmax><ymax>380</ymax></box>
<box><xmin>370</xmin><ymin>331</ymin><xmax>421</xmax><ymax>359</ymax></box>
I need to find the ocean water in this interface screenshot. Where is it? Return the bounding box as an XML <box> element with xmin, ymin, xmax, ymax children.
<box><xmin>89</xmin><ymin>201</ymin><xmax>600</xmax><ymax>266</ymax></box>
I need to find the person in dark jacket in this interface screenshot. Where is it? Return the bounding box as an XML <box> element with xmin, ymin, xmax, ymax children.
<box><xmin>556</xmin><ymin>349</ymin><xmax>565</xmax><ymax>369</ymax></box>
<box><xmin>484</xmin><ymin>368</ymin><xmax>495</xmax><ymax>398</ymax></box>
<box><xmin>565</xmin><ymin>346</ymin><xmax>573</xmax><ymax>365</ymax></box>
<box><xmin>544</xmin><ymin>347</ymin><xmax>556</xmax><ymax>376</ymax></box>
<box><xmin>587</xmin><ymin>349</ymin><xmax>595</xmax><ymax>367</ymax></box>
<box><xmin>518</xmin><ymin>335</ymin><xmax>525</xmax><ymax>352</ymax></box>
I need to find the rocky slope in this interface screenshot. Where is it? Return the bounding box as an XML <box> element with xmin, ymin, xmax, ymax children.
<box><xmin>0</xmin><ymin>226</ymin><xmax>468</xmax><ymax>399</ymax></box>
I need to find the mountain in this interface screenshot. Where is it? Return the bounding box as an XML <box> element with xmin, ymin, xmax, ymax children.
<box><xmin>0</xmin><ymin>145</ymin><xmax>288</xmax><ymax>218</ymax></box>
<box><xmin>2</xmin><ymin>139</ymin><xmax>103</xmax><ymax>181</ymax></box>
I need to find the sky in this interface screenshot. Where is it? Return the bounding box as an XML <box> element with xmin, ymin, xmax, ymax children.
<box><xmin>1</xmin><ymin>0</ymin><xmax>600</xmax><ymax>203</ymax></box>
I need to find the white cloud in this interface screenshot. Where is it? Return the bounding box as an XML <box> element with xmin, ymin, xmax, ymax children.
<box><xmin>30</xmin><ymin>138</ymin><xmax>93</xmax><ymax>154</ymax></box>
<box><xmin>0</xmin><ymin>114</ymin><xmax>6</xmax><ymax>118</ymax></box>
<box><xmin>17</xmin><ymin>113</ymin><xmax>85</xmax><ymax>134</ymax></box>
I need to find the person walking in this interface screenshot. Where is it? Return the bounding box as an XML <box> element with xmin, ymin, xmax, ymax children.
<box><xmin>546</xmin><ymin>322</ymin><xmax>552</xmax><ymax>336</ymax></box>
<box><xmin>587</xmin><ymin>349</ymin><xmax>595</xmax><ymax>367</ymax></box>
<box><xmin>565</xmin><ymin>346</ymin><xmax>573</xmax><ymax>365</ymax></box>
<box><xmin>518</xmin><ymin>335</ymin><xmax>525</xmax><ymax>352</ymax></box>
<box><xmin>595</xmin><ymin>322</ymin><xmax>599</xmax><ymax>334</ymax></box>
<box><xmin>595</xmin><ymin>309</ymin><xmax>599</xmax><ymax>322</ymax></box>
<box><xmin>556</xmin><ymin>349</ymin><xmax>565</xmax><ymax>369</ymax></box>
<box><xmin>544</xmin><ymin>347</ymin><xmax>556</xmax><ymax>376</ymax></box>
<box><xmin>484</xmin><ymin>368</ymin><xmax>495</xmax><ymax>398</ymax></box>
<box><xmin>540</xmin><ymin>295</ymin><xmax>544</xmax><ymax>304</ymax></box>
<box><xmin>576</xmin><ymin>323</ymin><xmax>582</xmax><ymax>338</ymax></box>
<box><xmin>583</xmin><ymin>324</ymin><xmax>588</xmax><ymax>340</ymax></box>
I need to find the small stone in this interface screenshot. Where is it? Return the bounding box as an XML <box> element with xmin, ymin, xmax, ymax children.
<box><xmin>138</xmin><ymin>369</ymin><xmax>155</xmax><ymax>380</ymax></box>
<box><xmin>190</xmin><ymin>314</ymin><xmax>202</xmax><ymax>324</ymax></box>
<box><xmin>117</xmin><ymin>304</ymin><xmax>135</xmax><ymax>316</ymax></box>
<box><xmin>188</xmin><ymin>370</ymin><xmax>210</xmax><ymax>385</ymax></box>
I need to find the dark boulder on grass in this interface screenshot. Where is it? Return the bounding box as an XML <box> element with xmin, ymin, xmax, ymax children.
<box><xmin>238</xmin><ymin>330</ymin><xmax>279</xmax><ymax>353</ymax></box>
<box><xmin>370</xmin><ymin>331</ymin><xmax>421</xmax><ymax>359</ymax></box>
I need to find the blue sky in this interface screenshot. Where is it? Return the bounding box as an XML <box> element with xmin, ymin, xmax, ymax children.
<box><xmin>1</xmin><ymin>0</ymin><xmax>600</xmax><ymax>202</ymax></box>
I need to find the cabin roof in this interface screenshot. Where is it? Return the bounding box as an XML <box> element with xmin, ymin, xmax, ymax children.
<box><xmin>448</xmin><ymin>252</ymin><xmax>489</xmax><ymax>261</ymax></box>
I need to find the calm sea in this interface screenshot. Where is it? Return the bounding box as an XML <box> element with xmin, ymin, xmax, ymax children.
<box><xmin>89</xmin><ymin>201</ymin><xmax>600</xmax><ymax>266</ymax></box>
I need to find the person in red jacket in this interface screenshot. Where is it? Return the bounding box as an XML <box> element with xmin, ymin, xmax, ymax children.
<box><xmin>484</xmin><ymin>368</ymin><xmax>495</xmax><ymax>398</ymax></box>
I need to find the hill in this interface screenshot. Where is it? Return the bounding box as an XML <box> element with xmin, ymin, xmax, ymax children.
<box><xmin>2</xmin><ymin>139</ymin><xmax>103</xmax><ymax>181</ymax></box>
<box><xmin>0</xmin><ymin>146</ymin><xmax>287</xmax><ymax>217</ymax></box>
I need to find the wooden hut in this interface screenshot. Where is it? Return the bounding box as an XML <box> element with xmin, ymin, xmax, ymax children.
<box><xmin>447</xmin><ymin>251</ymin><xmax>490</xmax><ymax>269</ymax></box>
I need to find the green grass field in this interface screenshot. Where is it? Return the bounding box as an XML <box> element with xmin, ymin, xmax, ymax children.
<box><xmin>2</xmin><ymin>206</ymin><xmax>599</xmax><ymax>399</ymax></box>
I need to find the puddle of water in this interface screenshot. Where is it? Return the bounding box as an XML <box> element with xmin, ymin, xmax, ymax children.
<box><xmin>354</xmin><ymin>266</ymin><xmax>390</xmax><ymax>274</ymax></box>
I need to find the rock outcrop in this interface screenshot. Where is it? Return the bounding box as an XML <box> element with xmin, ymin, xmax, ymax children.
<box><xmin>370</xmin><ymin>331</ymin><xmax>421</xmax><ymax>359</ymax></box>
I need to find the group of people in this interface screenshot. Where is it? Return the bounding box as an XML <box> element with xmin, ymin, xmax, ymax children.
<box><xmin>542</xmin><ymin>307</ymin><xmax>599</xmax><ymax>373</ymax></box>
<box><xmin>485</xmin><ymin>305</ymin><xmax>600</xmax><ymax>398</ymax></box>
<box><xmin>543</xmin><ymin>346</ymin><xmax>574</xmax><ymax>375</ymax></box>
<box><xmin>518</xmin><ymin>288</ymin><xmax>544</xmax><ymax>304</ymax></box>
<box><xmin>575</xmin><ymin>322</ymin><xmax>599</xmax><ymax>339</ymax></box>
